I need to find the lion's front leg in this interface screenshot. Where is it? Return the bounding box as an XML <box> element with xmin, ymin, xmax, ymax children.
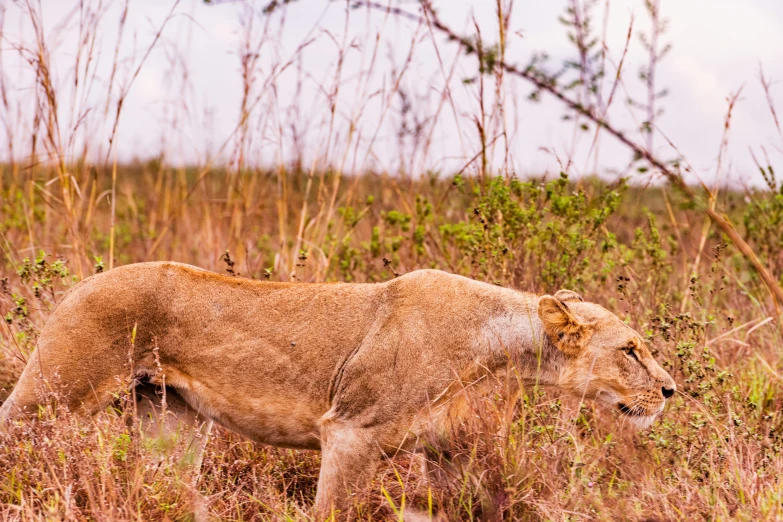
<box><xmin>314</xmin><ymin>421</ymin><xmax>382</xmax><ymax>520</ymax></box>
<box><xmin>420</xmin><ymin>441</ymin><xmax>472</xmax><ymax>491</ymax></box>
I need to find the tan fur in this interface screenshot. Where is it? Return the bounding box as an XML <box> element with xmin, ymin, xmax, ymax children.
<box><xmin>0</xmin><ymin>262</ymin><xmax>675</xmax><ymax>518</ymax></box>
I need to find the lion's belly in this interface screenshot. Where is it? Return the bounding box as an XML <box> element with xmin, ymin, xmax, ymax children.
<box><xmin>160</xmin><ymin>365</ymin><xmax>327</xmax><ymax>450</ymax></box>
<box><xmin>216</xmin><ymin>393</ymin><xmax>325</xmax><ymax>450</ymax></box>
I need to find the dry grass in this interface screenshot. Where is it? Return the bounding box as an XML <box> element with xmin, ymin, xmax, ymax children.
<box><xmin>2</xmin><ymin>168</ymin><xmax>782</xmax><ymax>521</ymax></box>
<box><xmin>1</xmin><ymin>0</ymin><xmax>783</xmax><ymax>520</ymax></box>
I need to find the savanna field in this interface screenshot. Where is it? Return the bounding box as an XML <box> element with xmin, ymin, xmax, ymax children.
<box><xmin>1</xmin><ymin>0</ymin><xmax>783</xmax><ymax>520</ymax></box>
<box><xmin>1</xmin><ymin>166</ymin><xmax>783</xmax><ymax>520</ymax></box>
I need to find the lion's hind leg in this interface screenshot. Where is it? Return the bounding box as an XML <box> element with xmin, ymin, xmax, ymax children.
<box><xmin>134</xmin><ymin>383</ymin><xmax>203</xmax><ymax>439</ymax></box>
<box><xmin>133</xmin><ymin>382</ymin><xmax>213</xmax><ymax>469</ymax></box>
<box><xmin>133</xmin><ymin>382</ymin><xmax>213</xmax><ymax>522</ymax></box>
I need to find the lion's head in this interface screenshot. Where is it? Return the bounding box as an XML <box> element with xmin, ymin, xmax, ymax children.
<box><xmin>538</xmin><ymin>290</ymin><xmax>676</xmax><ymax>429</ymax></box>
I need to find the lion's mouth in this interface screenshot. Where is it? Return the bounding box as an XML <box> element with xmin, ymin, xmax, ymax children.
<box><xmin>614</xmin><ymin>400</ymin><xmax>663</xmax><ymax>429</ymax></box>
<box><xmin>617</xmin><ymin>403</ymin><xmax>646</xmax><ymax>417</ymax></box>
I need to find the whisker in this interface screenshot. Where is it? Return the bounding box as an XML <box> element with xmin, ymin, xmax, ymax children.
<box><xmin>617</xmin><ymin>395</ymin><xmax>649</xmax><ymax>431</ymax></box>
<box><xmin>618</xmin><ymin>395</ymin><xmax>643</xmax><ymax>430</ymax></box>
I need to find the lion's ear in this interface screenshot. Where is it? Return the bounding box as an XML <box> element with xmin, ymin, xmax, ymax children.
<box><xmin>537</xmin><ymin>295</ymin><xmax>594</xmax><ymax>356</ymax></box>
<box><xmin>553</xmin><ymin>289</ymin><xmax>583</xmax><ymax>302</ymax></box>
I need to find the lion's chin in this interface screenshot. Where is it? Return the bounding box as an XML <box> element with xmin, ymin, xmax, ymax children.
<box><xmin>627</xmin><ymin>414</ymin><xmax>658</xmax><ymax>430</ymax></box>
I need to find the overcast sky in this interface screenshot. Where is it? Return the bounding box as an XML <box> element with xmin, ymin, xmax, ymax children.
<box><xmin>2</xmin><ymin>0</ymin><xmax>782</xmax><ymax>186</ymax></box>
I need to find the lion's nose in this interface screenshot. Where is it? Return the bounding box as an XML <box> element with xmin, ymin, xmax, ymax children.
<box><xmin>661</xmin><ymin>386</ymin><xmax>675</xmax><ymax>399</ymax></box>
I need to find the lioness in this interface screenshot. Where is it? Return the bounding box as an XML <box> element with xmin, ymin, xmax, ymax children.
<box><xmin>0</xmin><ymin>263</ymin><xmax>675</xmax><ymax>517</ymax></box>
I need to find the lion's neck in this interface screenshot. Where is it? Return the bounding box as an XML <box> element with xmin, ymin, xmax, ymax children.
<box><xmin>473</xmin><ymin>293</ymin><xmax>565</xmax><ymax>389</ymax></box>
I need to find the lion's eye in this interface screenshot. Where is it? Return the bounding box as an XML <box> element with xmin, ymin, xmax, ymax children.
<box><xmin>624</xmin><ymin>345</ymin><xmax>639</xmax><ymax>361</ymax></box>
